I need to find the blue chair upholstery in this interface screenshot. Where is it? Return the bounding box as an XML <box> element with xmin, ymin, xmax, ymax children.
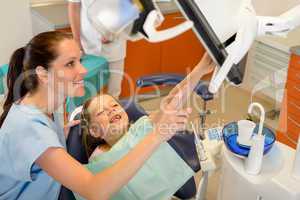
<box><xmin>59</xmin><ymin>99</ymin><xmax>200</xmax><ymax>200</ymax></box>
<box><xmin>136</xmin><ymin>73</ymin><xmax>213</xmax><ymax>102</ymax></box>
<box><xmin>136</xmin><ymin>74</ymin><xmax>185</xmax><ymax>88</ymax></box>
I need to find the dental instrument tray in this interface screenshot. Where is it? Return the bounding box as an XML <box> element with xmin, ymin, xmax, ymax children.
<box><xmin>222</xmin><ymin>122</ymin><xmax>276</xmax><ymax>157</ymax></box>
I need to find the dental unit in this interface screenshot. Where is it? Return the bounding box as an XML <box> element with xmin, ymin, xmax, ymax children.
<box><xmin>176</xmin><ymin>0</ymin><xmax>300</xmax><ymax>199</ymax></box>
<box><xmin>174</xmin><ymin>0</ymin><xmax>300</xmax><ymax>199</ymax></box>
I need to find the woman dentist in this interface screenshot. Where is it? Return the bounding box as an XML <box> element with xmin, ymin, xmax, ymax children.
<box><xmin>0</xmin><ymin>31</ymin><xmax>191</xmax><ymax>200</ymax></box>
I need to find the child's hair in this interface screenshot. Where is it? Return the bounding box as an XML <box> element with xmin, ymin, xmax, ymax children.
<box><xmin>80</xmin><ymin>97</ymin><xmax>106</xmax><ymax>158</ymax></box>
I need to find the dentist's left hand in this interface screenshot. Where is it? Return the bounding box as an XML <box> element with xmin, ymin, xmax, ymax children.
<box><xmin>64</xmin><ymin>120</ymin><xmax>81</xmax><ymax>138</ymax></box>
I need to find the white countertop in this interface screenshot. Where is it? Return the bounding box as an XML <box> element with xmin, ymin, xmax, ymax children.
<box><xmin>256</xmin><ymin>27</ymin><xmax>300</xmax><ymax>53</ymax></box>
<box><xmin>31</xmin><ymin>0</ymin><xmax>179</xmax><ymax>29</ymax></box>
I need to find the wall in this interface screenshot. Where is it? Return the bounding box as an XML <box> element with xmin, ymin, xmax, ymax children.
<box><xmin>0</xmin><ymin>0</ymin><xmax>33</xmax><ymax>66</ymax></box>
<box><xmin>253</xmin><ymin>0</ymin><xmax>300</xmax><ymax>15</ymax></box>
<box><xmin>30</xmin><ymin>0</ymin><xmax>65</xmax><ymax>6</ymax></box>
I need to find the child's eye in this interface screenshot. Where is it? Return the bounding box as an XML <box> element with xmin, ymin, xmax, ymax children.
<box><xmin>113</xmin><ymin>104</ymin><xmax>118</xmax><ymax>107</ymax></box>
<box><xmin>96</xmin><ymin>111</ymin><xmax>105</xmax><ymax>116</ymax></box>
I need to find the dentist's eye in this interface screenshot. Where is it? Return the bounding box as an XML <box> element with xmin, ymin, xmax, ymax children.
<box><xmin>66</xmin><ymin>61</ymin><xmax>75</xmax><ymax>67</ymax></box>
<box><xmin>65</xmin><ymin>60</ymin><xmax>75</xmax><ymax>67</ymax></box>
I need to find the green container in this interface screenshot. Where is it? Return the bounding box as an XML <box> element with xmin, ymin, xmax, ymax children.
<box><xmin>66</xmin><ymin>55</ymin><xmax>110</xmax><ymax>113</ymax></box>
<box><xmin>0</xmin><ymin>64</ymin><xmax>9</xmax><ymax>95</ymax></box>
<box><xmin>0</xmin><ymin>55</ymin><xmax>108</xmax><ymax>113</ymax></box>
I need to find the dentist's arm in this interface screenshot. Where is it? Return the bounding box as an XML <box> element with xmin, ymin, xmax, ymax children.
<box><xmin>68</xmin><ymin>1</ymin><xmax>83</xmax><ymax>51</ymax></box>
<box><xmin>36</xmin><ymin>101</ymin><xmax>190</xmax><ymax>200</ymax></box>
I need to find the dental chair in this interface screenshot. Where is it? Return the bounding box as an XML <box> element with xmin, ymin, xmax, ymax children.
<box><xmin>58</xmin><ymin>98</ymin><xmax>201</xmax><ymax>200</ymax></box>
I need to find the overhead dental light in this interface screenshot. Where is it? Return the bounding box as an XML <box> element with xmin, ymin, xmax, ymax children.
<box><xmin>87</xmin><ymin>0</ymin><xmax>193</xmax><ymax>42</ymax></box>
<box><xmin>175</xmin><ymin>0</ymin><xmax>300</xmax><ymax>94</ymax></box>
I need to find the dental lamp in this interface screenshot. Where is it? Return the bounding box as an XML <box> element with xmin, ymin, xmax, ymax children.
<box><xmin>87</xmin><ymin>0</ymin><xmax>193</xmax><ymax>43</ymax></box>
<box><xmin>175</xmin><ymin>0</ymin><xmax>300</xmax><ymax>94</ymax></box>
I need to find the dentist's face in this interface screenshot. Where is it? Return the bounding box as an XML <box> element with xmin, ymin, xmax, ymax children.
<box><xmin>88</xmin><ymin>94</ymin><xmax>129</xmax><ymax>145</ymax></box>
<box><xmin>47</xmin><ymin>39</ymin><xmax>87</xmax><ymax>98</ymax></box>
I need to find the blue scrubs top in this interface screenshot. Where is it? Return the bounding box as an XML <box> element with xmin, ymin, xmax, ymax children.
<box><xmin>0</xmin><ymin>103</ymin><xmax>66</xmax><ymax>200</ymax></box>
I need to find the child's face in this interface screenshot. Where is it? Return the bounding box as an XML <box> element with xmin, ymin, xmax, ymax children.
<box><xmin>87</xmin><ymin>94</ymin><xmax>129</xmax><ymax>145</ymax></box>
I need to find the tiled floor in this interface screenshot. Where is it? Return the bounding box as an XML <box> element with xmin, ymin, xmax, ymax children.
<box><xmin>138</xmin><ymin>85</ymin><xmax>280</xmax><ymax>200</ymax></box>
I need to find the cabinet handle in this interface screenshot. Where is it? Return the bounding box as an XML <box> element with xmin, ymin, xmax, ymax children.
<box><xmin>290</xmin><ymin>101</ymin><xmax>300</xmax><ymax>110</ymax></box>
<box><xmin>288</xmin><ymin>116</ymin><xmax>300</xmax><ymax>129</ymax></box>
<box><xmin>173</xmin><ymin>17</ymin><xmax>186</xmax><ymax>19</ymax></box>
<box><xmin>295</xmin><ymin>85</ymin><xmax>300</xmax><ymax>93</ymax></box>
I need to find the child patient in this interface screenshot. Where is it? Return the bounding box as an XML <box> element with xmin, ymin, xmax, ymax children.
<box><xmin>77</xmin><ymin>53</ymin><xmax>215</xmax><ymax>200</ymax></box>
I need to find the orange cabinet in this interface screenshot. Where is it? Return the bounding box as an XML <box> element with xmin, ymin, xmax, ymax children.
<box><xmin>122</xmin><ymin>39</ymin><xmax>161</xmax><ymax>97</ymax></box>
<box><xmin>160</xmin><ymin>13</ymin><xmax>205</xmax><ymax>74</ymax></box>
<box><xmin>121</xmin><ymin>12</ymin><xmax>205</xmax><ymax>97</ymax></box>
<box><xmin>277</xmin><ymin>48</ymin><xmax>300</xmax><ymax>149</ymax></box>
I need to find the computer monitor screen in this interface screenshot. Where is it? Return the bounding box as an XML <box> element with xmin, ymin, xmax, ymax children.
<box><xmin>175</xmin><ymin>0</ymin><xmax>246</xmax><ymax>85</ymax></box>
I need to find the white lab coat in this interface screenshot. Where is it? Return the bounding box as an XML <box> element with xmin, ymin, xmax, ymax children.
<box><xmin>68</xmin><ymin>0</ymin><xmax>127</xmax><ymax>61</ymax></box>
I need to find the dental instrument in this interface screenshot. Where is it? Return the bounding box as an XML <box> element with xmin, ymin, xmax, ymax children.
<box><xmin>191</xmin><ymin>122</ymin><xmax>216</xmax><ymax>172</ymax></box>
<box><xmin>191</xmin><ymin>122</ymin><xmax>216</xmax><ymax>200</ymax></box>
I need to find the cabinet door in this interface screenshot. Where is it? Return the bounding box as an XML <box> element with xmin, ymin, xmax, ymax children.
<box><xmin>121</xmin><ymin>39</ymin><xmax>161</xmax><ymax>97</ymax></box>
<box><xmin>160</xmin><ymin>13</ymin><xmax>205</xmax><ymax>74</ymax></box>
<box><xmin>277</xmin><ymin>53</ymin><xmax>300</xmax><ymax>149</ymax></box>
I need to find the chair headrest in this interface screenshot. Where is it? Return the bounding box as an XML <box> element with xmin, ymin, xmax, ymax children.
<box><xmin>69</xmin><ymin>105</ymin><xmax>83</xmax><ymax>121</ymax></box>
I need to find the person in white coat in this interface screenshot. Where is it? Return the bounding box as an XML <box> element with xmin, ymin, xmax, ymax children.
<box><xmin>68</xmin><ymin>0</ymin><xmax>127</xmax><ymax>99</ymax></box>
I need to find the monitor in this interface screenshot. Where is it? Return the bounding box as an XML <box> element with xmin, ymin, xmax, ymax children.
<box><xmin>175</xmin><ymin>0</ymin><xmax>247</xmax><ymax>85</ymax></box>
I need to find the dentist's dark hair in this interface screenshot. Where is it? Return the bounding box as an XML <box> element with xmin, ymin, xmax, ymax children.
<box><xmin>0</xmin><ymin>31</ymin><xmax>72</xmax><ymax>127</ymax></box>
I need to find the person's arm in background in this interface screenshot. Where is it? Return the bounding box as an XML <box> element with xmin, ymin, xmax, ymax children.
<box><xmin>68</xmin><ymin>1</ymin><xmax>83</xmax><ymax>51</ymax></box>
